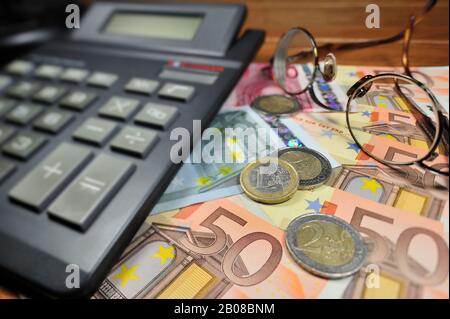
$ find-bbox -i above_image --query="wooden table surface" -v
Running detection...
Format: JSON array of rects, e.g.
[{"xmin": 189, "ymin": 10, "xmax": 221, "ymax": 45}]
[{"xmin": 102, "ymin": 0, "xmax": 449, "ymax": 67}]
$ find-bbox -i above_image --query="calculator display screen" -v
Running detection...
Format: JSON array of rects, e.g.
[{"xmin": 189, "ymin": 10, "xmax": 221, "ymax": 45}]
[{"xmin": 103, "ymin": 12, "xmax": 203, "ymax": 40}]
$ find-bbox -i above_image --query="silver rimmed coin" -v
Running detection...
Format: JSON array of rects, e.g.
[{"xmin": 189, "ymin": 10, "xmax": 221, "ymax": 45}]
[
  {"xmin": 251, "ymin": 95, "xmax": 300, "ymax": 116},
  {"xmin": 277, "ymin": 147, "xmax": 332, "ymax": 189},
  {"xmin": 240, "ymin": 158, "xmax": 299, "ymax": 204},
  {"xmin": 286, "ymin": 213, "xmax": 367, "ymax": 279}
]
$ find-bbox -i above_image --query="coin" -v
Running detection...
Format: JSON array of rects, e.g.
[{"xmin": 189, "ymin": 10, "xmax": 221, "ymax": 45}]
[
  {"xmin": 286, "ymin": 213, "xmax": 367, "ymax": 279},
  {"xmin": 240, "ymin": 158, "xmax": 299, "ymax": 204},
  {"xmin": 251, "ymin": 95, "xmax": 300, "ymax": 115},
  {"xmin": 277, "ymin": 147, "xmax": 332, "ymax": 189}
]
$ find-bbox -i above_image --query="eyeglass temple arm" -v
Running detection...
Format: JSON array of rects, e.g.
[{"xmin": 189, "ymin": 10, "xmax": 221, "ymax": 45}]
[
  {"xmin": 272, "ymin": 0, "xmax": 437, "ymax": 64},
  {"xmin": 395, "ymin": 84, "xmax": 449, "ymax": 157}
]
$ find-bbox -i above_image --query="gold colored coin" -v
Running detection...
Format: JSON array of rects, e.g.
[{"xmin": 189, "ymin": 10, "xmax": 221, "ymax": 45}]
[{"xmin": 240, "ymin": 158, "xmax": 299, "ymax": 204}]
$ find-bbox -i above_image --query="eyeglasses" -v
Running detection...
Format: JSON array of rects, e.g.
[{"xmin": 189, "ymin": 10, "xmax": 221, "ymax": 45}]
[
  {"xmin": 270, "ymin": 0, "xmax": 448, "ymax": 175},
  {"xmin": 270, "ymin": 0, "xmax": 438, "ymax": 111}
]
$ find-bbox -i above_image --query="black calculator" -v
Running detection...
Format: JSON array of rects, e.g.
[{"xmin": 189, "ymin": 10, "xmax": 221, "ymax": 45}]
[{"xmin": 0, "ymin": 2, "xmax": 264, "ymax": 298}]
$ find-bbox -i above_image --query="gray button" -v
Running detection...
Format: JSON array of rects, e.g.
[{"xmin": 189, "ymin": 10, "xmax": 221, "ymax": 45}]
[
  {"xmin": 6, "ymin": 103, "xmax": 43, "ymax": 125},
  {"xmin": 125, "ymin": 78, "xmax": 159, "ymax": 95},
  {"xmin": 158, "ymin": 83, "xmax": 195, "ymax": 101},
  {"xmin": 48, "ymin": 154, "xmax": 135, "ymax": 230},
  {"xmin": 60, "ymin": 68, "xmax": 89, "ymax": 83},
  {"xmin": 134, "ymin": 102, "xmax": 178, "ymax": 129},
  {"xmin": 110, "ymin": 125, "xmax": 158, "ymax": 158},
  {"xmin": 34, "ymin": 64, "xmax": 63, "ymax": 79},
  {"xmin": 33, "ymin": 110, "xmax": 74, "ymax": 134},
  {"xmin": 5, "ymin": 60, "xmax": 34, "ymax": 75},
  {"xmin": 0, "ymin": 75, "xmax": 12, "ymax": 91},
  {"xmin": 159, "ymin": 69, "xmax": 218, "ymax": 85},
  {"xmin": 0, "ymin": 97, "xmax": 16, "ymax": 116},
  {"xmin": 6, "ymin": 81, "xmax": 40, "ymax": 99},
  {"xmin": 0, "ymin": 124, "xmax": 16, "ymax": 145},
  {"xmin": 98, "ymin": 96, "xmax": 140, "ymax": 121},
  {"xmin": 9, "ymin": 143, "xmax": 92, "ymax": 211},
  {"xmin": 73, "ymin": 118, "xmax": 118, "ymax": 146},
  {"xmin": 60, "ymin": 90, "xmax": 97, "ymax": 111},
  {"xmin": 87, "ymin": 72, "xmax": 118, "ymax": 88},
  {"xmin": 2, "ymin": 132, "xmax": 47, "ymax": 160},
  {"xmin": 33, "ymin": 85, "xmax": 67, "ymax": 104},
  {"xmin": 0, "ymin": 159, "xmax": 15, "ymax": 183}
]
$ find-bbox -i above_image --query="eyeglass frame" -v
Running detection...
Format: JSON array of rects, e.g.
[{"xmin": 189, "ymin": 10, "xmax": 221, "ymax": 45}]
[{"xmin": 345, "ymin": 72, "xmax": 449, "ymax": 176}]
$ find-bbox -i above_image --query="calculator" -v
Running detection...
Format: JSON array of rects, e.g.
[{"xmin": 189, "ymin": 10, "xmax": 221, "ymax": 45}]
[{"xmin": 0, "ymin": 2, "xmax": 264, "ymax": 298}]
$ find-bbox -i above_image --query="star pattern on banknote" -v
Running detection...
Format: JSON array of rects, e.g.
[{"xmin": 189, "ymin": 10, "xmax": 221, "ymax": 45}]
[
  {"xmin": 114, "ymin": 264, "xmax": 141, "ymax": 288},
  {"xmin": 361, "ymin": 111, "xmax": 371, "ymax": 117},
  {"xmin": 195, "ymin": 175, "xmax": 212, "ymax": 186},
  {"xmin": 306, "ymin": 198, "xmax": 323, "ymax": 213},
  {"xmin": 226, "ymin": 137, "xmax": 238, "ymax": 146},
  {"xmin": 321, "ymin": 130, "xmax": 336, "ymax": 139},
  {"xmin": 231, "ymin": 150, "xmax": 243, "ymax": 161},
  {"xmin": 153, "ymin": 245, "xmax": 175, "ymax": 266},
  {"xmin": 346, "ymin": 142, "xmax": 360, "ymax": 153},
  {"xmin": 361, "ymin": 178, "xmax": 382, "ymax": 194},
  {"xmin": 219, "ymin": 166, "xmax": 233, "ymax": 175}
]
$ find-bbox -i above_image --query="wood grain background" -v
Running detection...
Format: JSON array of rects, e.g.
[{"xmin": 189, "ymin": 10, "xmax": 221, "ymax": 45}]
[{"xmin": 93, "ymin": 0, "xmax": 449, "ymax": 66}]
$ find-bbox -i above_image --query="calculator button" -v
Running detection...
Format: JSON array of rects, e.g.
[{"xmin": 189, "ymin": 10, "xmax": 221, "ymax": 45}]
[
  {"xmin": 0, "ymin": 159, "xmax": 15, "ymax": 183},
  {"xmin": 60, "ymin": 68, "xmax": 89, "ymax": 83},
  {"xmin": 2, "ymin": 132, "xmax": 47, "ymax": 160},
  {"xmin": 0, "ymin": 75, "xmax": 12, "ymax": 91},
  {"xmin": 158, "ymin": 83, "xmax": 195, "ymax": 102},
  {"xmin": 110, "ymin": 125, "xmax": 158, "ymax": 158},
  {"xmin": 9, "ymin": 143, "xmax": 92, "ymax": 211},
  {"xmin": 87, "ymin": 72, "xmax": 118, "ymax": 88},
  {"xmin": 98, "ymin": 96, "xmax": 140, "ymax": 121},
  {"xmin": 0, "ymin": 97, "xmax": 16, "ymax": 117},
  {"xmin": 48, "ymin": 154, "xmax": 135, "ymax": 230},
  {"xmin": 125, "ymin": 78, "xmax": 159, "ymax": 95},
  {"xmin": 33, "ymin": 85, "xmax": 67, "ymax": 104},
  {"xmin": 5, "ymin": 60, "xmax": 34, "ymax": 75},
  {"xmin": 0, "ymin": 124, "xmax": 16, "ymax": 145},
  {"xmin": 33, "ymin": 110, "xmax": 74, "ymax": 134},
  {"xmin": 73, "ymin": 118, "xmax": 118, "ymax": 146},
  {"xmin": 6, "ymin": 81, "xmax": 40, "ymax": 99},
  {"xmin": 6, "ymin": 103, "xmax": 43, "ymax": 125},
  {"xmin": 34, "ymin": 65, "xmax": 63, "ymax": 80},
  {"xmin": 60, "ymin": 90, "xmax": 97, "ymax": 111},
  {"xmin": 134, "ymin": 102, "xmax": 178, "ymax": 129}
]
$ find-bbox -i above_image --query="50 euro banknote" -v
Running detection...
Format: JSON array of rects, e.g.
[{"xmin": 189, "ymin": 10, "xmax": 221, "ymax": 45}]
[{"xmin": 94, "ymin": 192, "xmax": 448, "ymax": 299}]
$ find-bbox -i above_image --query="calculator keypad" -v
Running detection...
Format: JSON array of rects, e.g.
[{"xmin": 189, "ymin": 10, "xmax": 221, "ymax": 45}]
[{"xmin": 0, "ymin": 59, "xmax": 196, "ymax": 231}]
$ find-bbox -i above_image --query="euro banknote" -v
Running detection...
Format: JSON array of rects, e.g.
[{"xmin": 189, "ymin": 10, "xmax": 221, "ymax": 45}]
[{"xmin": 94, "ymin": 193, "xmax": 448, "ymax": 299}]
